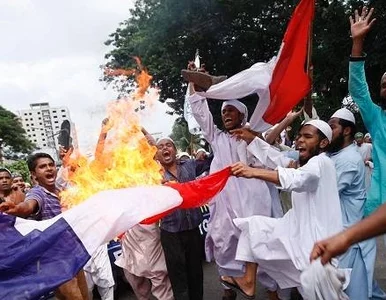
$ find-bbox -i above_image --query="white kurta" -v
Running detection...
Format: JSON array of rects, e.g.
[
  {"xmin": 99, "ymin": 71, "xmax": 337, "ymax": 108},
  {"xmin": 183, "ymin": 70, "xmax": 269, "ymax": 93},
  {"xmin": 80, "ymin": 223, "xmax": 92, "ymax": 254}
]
[
  {"xmin": 189, "ymin": 94, "xmax": 279, "ymax": 276},
  {"xmin": 235, "ymin": 138, "xmax": 343, "ymax": 288}
]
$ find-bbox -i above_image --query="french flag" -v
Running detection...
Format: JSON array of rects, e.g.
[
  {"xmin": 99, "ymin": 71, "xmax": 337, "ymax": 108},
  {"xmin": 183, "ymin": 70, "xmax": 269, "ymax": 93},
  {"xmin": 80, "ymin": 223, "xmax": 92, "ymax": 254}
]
[
  {"xmin": 198, "ymin": 0, "xmax": 314, "ymax": 131},
  {"xmin": 0, "ymin": 168, "xmax": 230, "ymax": 300}
]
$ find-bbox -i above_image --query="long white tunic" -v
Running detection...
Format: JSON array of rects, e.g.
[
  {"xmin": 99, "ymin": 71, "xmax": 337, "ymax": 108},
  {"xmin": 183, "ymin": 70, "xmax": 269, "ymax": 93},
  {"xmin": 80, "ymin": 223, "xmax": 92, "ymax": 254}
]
[
  {"xmin": 189, "ymin": 94, "xmax": 278, "ymax": 276},
  {"xmin": 235, "ymin": 138, "xmax": 343, "ymax": 288}
]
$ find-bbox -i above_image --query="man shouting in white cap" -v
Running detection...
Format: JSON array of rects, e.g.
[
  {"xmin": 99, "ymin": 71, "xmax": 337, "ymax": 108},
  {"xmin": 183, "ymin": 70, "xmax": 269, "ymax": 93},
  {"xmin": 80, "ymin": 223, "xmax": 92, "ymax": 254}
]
[{"xmin": 220, "ymin": 120, "xmax": 343, "ymax": 298}]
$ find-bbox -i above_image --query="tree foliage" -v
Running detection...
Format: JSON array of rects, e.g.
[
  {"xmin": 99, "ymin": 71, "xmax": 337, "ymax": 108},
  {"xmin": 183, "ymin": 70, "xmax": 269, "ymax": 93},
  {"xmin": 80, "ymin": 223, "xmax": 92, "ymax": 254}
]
[
  {"xmin": 169, "ymin": 117, "xmax": 206, "ymax": 154},
  {"xmin": 0, "ymin": 106, "xmax": 35, "ymax": 156},
  {"xmin": 4, "ymin": 160, "xmax": 30, "ymax": 183},
  {"xmin": 104, "ymin": 0, "xmax": 386, "ymax": 127}
]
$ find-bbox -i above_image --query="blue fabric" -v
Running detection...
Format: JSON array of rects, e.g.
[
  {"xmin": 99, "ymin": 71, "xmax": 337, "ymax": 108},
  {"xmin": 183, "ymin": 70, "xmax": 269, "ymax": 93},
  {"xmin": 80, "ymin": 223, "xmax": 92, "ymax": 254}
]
[
  {"xmin": 160, "ymin": 157, "xmax": 212, "ymax": 233},
  {"xmin": 329, "ymin": 144, "xmax": 384, "ymax": 298},
  {"xmin": 349, "ymin": 61, "xmax": 386, "ymax": 215},
  {"xmin": 0, "ymin": 214, "xmax": 90, "ymax": 300},
  {"xmin": 329, "ymin": 144, "xmax": 366, "ymax": 228}
]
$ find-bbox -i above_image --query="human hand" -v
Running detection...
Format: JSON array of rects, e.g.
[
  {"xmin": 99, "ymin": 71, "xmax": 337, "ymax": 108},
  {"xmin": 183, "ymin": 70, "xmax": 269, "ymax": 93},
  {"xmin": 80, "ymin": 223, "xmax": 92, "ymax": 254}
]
[
  {"xmin": 286, "ymin": 108, "xmax": 303, "ymax": 122},
  {"xmin": 231, "ymin": 162, "xmax": 257, "ymax": 178},
  {"xmin": 310, "ymin": 232, "xmax": 350, "ymax": 265},
  {"xmin": 230, "ymin": 128, "xmax": 256, "ymax": 144},
  {"xmin": 287, "ymin": 160, "xmax": 298, "ymax": 169},
  {"xmin": 350, "ymin": 7, "xmax": 376, "ymax": 41},
  {"xmin": 0, "ymin": 200, "xmax": 17, "ymax": 214},
  {"xmin": 59, "ymin": 145, "xmax": 73, "ymax": 166},
  {"xmin": 101, "ymin": 118, "xmax": 114, "ymax": 133},
  {"xmin": 187, "ymin": 61, "xmax": 197, "ymax": 71}
]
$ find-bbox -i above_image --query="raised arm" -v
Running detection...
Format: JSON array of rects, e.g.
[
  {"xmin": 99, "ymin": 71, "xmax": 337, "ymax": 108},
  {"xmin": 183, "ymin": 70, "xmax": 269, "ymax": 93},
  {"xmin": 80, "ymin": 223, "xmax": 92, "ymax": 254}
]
[
  {"xmin": 265, "ymin": 109, "xmax": 303, "ymax": 145},
  {"xmin": 95, "ymin": 118, "xmax": 113, "ymax": 160},
  {"xmin": 230, "ymin": 128, "xmax": 292, "ymax": 169},
  {"xmin": 188, "ymin": 84, "xmax": 216, "ymax": 143},
  {"xmin": 349, "ymin": 7, "xmax": 379, "ymax": 129}
]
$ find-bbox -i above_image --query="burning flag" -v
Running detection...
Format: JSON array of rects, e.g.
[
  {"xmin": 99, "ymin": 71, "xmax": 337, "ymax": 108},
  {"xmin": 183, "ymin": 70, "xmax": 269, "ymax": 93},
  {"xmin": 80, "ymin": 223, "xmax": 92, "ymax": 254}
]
[
  {"xmin": 0, "ymin": 58, "xmax": 231, "ymax": 299},
  {"xmin": 0, "ymin": 170, "xmax": 230, "ymax": 299},
  {"xmin": 196, "ymin": 0, "xmax": 314, "ymax": 131}
]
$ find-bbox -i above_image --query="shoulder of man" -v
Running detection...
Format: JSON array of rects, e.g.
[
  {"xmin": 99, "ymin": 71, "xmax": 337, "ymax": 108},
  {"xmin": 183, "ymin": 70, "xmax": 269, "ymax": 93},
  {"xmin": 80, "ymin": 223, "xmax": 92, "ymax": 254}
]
[{"xmin": 25, "ymin": 186, "xmax": 45, "ymax": 202}]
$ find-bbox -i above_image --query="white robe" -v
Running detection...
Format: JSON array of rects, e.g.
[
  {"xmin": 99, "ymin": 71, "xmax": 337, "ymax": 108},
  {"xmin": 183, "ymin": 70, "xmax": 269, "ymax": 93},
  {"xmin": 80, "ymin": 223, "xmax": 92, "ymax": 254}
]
[
  {"xmin": 235, "ymin": 138, "xmax": 343, "ymax": 288},
  {"xmin": 189, "ymin": 94, "xmax": 280, "ymax": 276}
]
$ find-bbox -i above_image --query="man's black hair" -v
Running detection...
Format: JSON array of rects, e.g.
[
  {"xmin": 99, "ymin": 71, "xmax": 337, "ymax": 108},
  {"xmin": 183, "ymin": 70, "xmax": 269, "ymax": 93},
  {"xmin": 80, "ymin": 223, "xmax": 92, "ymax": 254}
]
[
  {"xmin": 338, "ymin": 119, "xmax": 356, "ymax": 140},
  {"xmin": 27, "ymin": 153, "xmax": 55, "ymax": 172},
  {"xmin": 0, "ymin": 168, "xmax": 12, "ymax": 177}
]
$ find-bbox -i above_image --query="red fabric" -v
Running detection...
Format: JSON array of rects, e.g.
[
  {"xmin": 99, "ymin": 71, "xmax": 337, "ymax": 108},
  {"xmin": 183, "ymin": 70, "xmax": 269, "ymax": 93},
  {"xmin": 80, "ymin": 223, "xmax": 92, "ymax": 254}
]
[
  {"xmin": 263, "ymin": 0, "xmax": 314, "ymax": 124},
  {"xmin": 140, "ymin": 167, "xmax": 231, "ymax": 224}
]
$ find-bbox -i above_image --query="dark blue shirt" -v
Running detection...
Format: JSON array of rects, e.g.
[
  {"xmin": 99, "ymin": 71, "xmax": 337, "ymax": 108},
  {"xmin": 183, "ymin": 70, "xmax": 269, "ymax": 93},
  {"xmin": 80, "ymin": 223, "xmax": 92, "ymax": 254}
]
[{"xmin": 160, "ymin": 157, "xmax": 212, "ymax": 232}]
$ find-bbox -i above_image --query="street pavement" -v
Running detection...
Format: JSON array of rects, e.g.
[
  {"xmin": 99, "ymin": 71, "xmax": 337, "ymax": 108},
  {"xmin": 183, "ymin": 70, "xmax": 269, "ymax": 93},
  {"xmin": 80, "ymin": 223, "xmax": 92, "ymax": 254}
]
[{"xmin": 111, "ymin": 238, "xmax": 386, "ymax": 299}]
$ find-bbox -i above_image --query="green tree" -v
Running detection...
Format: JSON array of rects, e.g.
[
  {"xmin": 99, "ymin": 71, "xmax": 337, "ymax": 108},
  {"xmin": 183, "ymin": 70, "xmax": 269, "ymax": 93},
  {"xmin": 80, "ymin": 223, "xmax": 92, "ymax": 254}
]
[
  {"xmin": 104, "ymin": 0, "xmax": 386, "ymax": 126},
  {"xmin": 0, "ymin": 106, "xmax": 34, "ymax": 159},
  {"xmin": 169, "ymin": 118, "xmax": 206, "ymax": 154},
  {"xmin": 4, "ymin": 160, "xmax": 30, "ymax": 183}
]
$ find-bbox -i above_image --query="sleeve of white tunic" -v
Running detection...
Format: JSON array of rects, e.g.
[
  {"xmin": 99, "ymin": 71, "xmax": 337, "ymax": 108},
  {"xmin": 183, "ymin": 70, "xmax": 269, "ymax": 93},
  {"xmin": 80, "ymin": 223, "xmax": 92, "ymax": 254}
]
[
  {"xmin": 188, "ymin": 93, "xmax": 216, "ymax": 143},
  {"xmin": 247, "ymin": 137, "xmax": 292, "ymax": 169},
  {"xmin": 277, "ymin": 156, "xmax": 321, "ymax": 193}
]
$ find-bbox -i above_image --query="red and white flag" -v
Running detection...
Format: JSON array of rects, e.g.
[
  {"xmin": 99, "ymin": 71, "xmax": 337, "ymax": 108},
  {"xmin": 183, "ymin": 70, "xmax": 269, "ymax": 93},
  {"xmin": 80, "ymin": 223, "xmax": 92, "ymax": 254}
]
[{"xmin": 198, "ymin": 0, "xmax": 314, "ymax": 131}]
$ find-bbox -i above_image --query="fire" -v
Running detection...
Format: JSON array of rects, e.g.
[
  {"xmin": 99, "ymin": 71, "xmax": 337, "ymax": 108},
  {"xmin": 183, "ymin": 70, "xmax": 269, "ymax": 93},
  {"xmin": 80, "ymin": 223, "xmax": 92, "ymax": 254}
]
[{"xmin": 60, "ymin": 59, "xmax": 163, "ymax": 208}]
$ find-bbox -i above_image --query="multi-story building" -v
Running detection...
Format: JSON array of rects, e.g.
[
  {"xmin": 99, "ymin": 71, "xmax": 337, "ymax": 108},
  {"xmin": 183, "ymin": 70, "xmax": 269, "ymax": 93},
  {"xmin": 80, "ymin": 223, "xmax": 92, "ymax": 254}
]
[{"xmin": 18, "ymin": 103, "xmax": 76, "ymax": 159}]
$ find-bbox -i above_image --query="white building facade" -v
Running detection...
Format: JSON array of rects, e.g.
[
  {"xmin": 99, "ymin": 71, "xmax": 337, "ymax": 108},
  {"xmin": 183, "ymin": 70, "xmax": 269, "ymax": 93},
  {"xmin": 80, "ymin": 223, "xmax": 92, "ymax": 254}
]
[{"xmin": 18, "ymin": 102, "xmax": 76, "ymax": 159}]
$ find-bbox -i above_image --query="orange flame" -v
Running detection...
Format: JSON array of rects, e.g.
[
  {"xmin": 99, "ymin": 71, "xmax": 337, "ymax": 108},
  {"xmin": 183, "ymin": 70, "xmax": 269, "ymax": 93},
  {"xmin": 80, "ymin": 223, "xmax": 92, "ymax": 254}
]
[{"xmin": 61, "ymin": 60, "xmax": 162, "ymax": 208}]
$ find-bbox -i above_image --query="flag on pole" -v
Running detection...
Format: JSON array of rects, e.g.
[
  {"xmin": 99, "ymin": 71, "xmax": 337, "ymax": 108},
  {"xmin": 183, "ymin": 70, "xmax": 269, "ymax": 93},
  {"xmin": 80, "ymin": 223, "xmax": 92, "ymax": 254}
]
[
  {"xmin": 197, "ymin": 0, "xmax": 314, "ymax": 132},
  {"xmin": 0, "ymin": 168, "xmax": 230, "ymax": 299}
]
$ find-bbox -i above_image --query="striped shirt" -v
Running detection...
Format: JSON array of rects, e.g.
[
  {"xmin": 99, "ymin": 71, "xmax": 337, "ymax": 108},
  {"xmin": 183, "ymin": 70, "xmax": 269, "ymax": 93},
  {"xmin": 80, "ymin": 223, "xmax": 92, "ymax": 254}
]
[{"xmin": 25, "ymin": 185, "xmax": 62, "ymax": 220}]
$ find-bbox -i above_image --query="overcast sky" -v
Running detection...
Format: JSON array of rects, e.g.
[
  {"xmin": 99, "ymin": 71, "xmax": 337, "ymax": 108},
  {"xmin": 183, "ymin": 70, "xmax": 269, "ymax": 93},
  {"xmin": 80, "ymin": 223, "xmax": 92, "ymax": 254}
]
[{"xmin": 0, "ymin": 0, "xmax": 176, "ymax": 152}]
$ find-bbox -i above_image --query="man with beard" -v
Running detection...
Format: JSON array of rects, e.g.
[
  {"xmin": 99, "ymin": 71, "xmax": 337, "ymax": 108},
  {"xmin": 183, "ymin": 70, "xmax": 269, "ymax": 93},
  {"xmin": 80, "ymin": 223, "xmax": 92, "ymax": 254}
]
[
  {"xmin": 219, "ymin": 120, "xmax": 342, "ymax": 299},
  {"xmin": 349, "ymin": 7, "xmax": 386, "ymax": 215},
  {"xmin": 157, "ymin": 137, "xmax": 212, "ymax": 300},
  {"xmin": 328, "ymin": 108, "xmax": 386, "ymax": 299},
  {"xmin": 0, "ymin": 168, "xmax": 24, "ymax": 205},
  {"xmin": 186, "ymin": 82, "xmax": 281, "ymax": 300},
  {"xmin": 0, "ymin": 153, "xmax": 88, "ymax": 300}
]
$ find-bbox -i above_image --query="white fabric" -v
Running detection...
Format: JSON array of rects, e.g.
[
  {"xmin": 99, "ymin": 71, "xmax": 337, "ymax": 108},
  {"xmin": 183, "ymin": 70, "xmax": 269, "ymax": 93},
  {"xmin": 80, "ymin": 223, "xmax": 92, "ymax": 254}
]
[
  {"xmin": 305, "ymin": 120, "xmax": 333, "ymax": 142},
  {"xmin": 156, "ymin": 137, "xmax": 175, "ymax": 146},
  {"xmin": 184, "ymin": 83, "xmax": 201, "ymax": 134},
  {"xmin": 300, "ymin": 259, "xmax": 349, "ymax": 300},
  {"xmin": 196, "ymin": 57, "xmax": 277, "ymax": 132},
  {"xmin": 234, "ymin": 152, "xmax": 343, "ymax": 289},
  {"xmin": 221, "ymin": 100, "xmax": 248, "ymax": 126},
  {"xmin": 303, "ymin": 106, "xmax": 320, "ymax": 122},
  {"xmin": 84, "ymin": 244, "xmax": 114, "ymax": 288},
  {"xmin": 331, "ymin": 108, "xmax": 355, "ymax": 124},
  {"xmin": 189, "ymin": 93, "xmax": 277, "ymax": 276},
  {"xmin": 14, "ymin": 186, "xmax": 183, "ymax": 256}
]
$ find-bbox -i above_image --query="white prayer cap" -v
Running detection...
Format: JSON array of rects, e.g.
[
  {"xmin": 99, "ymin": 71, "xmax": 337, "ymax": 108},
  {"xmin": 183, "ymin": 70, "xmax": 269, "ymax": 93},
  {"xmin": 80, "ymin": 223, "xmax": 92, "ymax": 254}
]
[
  {"xmin": 364, "ymin": 133, "xmax": 371, "ymax": 139},
  {"xmin": 304, "ymin": 120, "xmax": 332, "ymax": 142},
  {"xmin": 330, "ymin": 108, "xmax": 355, "ymax": 124},
  {"xmin": 156, "ymin": 137, "xmax": 175, "ymax": 146},
  {"xmin": 196, "ymin": 148, "xmax": 208, "ymax": 155},
  {"xmin": 221, "ymin": 100, "xmax": 248, "ymax": 126},
  {"xmin": 177, "ymin": 152, "xmax": 190, "ymax": 159}
]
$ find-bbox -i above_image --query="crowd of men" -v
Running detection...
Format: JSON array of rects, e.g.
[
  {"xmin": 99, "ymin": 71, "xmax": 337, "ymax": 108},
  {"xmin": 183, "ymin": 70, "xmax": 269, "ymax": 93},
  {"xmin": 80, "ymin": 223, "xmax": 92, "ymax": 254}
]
[{"xmin": 1, "ymin": 6, "xmax": 386, "ymax": 300}]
